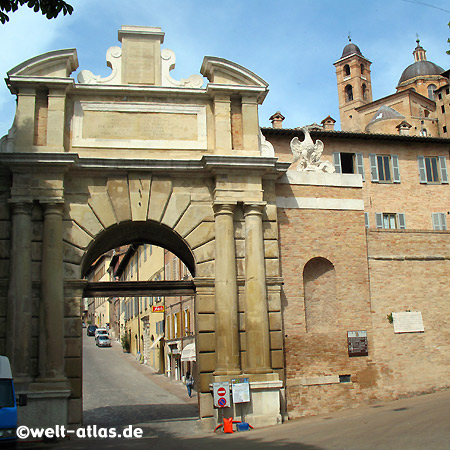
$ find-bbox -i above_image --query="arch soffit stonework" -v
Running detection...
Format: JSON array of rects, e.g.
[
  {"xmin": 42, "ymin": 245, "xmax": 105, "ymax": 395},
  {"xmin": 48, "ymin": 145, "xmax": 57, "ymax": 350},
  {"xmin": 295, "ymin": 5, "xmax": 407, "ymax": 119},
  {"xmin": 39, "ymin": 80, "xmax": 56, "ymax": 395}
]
[{"xmin": 65, "ymin": 175, "xmax": 215, "ymax": 280}]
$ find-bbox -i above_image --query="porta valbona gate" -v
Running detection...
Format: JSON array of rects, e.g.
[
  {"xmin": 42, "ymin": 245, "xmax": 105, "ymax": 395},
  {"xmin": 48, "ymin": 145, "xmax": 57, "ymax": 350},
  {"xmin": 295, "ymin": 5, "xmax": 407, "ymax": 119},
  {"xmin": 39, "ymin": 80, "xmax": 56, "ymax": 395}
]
[{"xmin": 0, "ymin": 26, "xmax": 288, "ymax": 428}]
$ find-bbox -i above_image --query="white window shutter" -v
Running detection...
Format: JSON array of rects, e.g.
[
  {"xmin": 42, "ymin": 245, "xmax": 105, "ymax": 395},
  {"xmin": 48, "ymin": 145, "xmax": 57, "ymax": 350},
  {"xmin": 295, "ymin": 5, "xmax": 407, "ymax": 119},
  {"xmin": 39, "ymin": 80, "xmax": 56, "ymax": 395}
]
[
  {"xmin": 364, "ymin": 212, "xmax": 370, "ymax": 228},
  {"xmin": 442, "ymin": 213, "xmax": 448, "ymax": 230},
  {"xmin": 392, "ymin": 155, "xmax": 401, "ymax": 183},
  {"xmin": 439, "ymin": 156, "xmax": 448, "ymax": 184},
  {"xmin": 417, "ymin": 156, "xmax": 427, "ymax": 183},
  {"xmin": 369, "ymin": 154, "xmax": 378, "ymax": 182},
  {"xmin": 398, "ymin": 213, "xmax": 406, "ymax": 229},
  {"xmin": 375, "ymin": 213, "xmax": 383, "ymax": 229},
  {"xmin": 333, "ymin": 152, "xmax": 341, "ymax": 173},
  {"xmin": 432, "ymin": 213, "xmax": 440, "ymax": 230},
  {"xmin": 356, "ymin": 153, "xmax": 365, "ymax": 181}
]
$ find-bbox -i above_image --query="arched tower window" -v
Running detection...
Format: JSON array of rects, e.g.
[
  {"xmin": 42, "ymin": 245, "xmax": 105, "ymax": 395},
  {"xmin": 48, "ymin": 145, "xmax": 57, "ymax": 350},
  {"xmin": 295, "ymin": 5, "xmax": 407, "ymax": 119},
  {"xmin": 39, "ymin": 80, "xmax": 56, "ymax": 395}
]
[
  {"xmin": 344, "ymin": 64, "xmax": 350, "ymax": 76},
  {"xmin": 303, "ymin": 257, "xmax": 337, "ymax": 332},
  {"xmin": 360, "ymin": 64, "xmax": 365, "ymax": 75},
  {"xmin": 427, "ymin": 84, "xmax": 437, "ymax": 100},
  {"xmin": 362, "ymin": 83, "xmax": 368, "ymax": 100},
  {"xmin": 345, "ymin": 84, "xmax": 353, "ymax": 102}
]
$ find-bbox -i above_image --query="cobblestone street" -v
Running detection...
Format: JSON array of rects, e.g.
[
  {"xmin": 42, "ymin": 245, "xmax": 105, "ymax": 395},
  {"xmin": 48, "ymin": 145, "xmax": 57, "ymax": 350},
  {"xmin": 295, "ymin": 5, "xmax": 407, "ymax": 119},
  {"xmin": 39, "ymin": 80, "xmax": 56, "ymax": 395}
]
[{"xmin": 82, "ymin": 333, "xmax": 201, "ymax": 439}]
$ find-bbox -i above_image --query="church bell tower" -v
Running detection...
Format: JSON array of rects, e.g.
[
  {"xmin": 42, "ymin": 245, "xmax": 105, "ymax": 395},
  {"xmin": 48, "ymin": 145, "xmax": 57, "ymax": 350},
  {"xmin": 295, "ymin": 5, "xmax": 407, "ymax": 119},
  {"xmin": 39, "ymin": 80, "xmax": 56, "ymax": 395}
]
[{"xmin": 334, "ymin": 38, "xmax": 373, "ymax": 131}]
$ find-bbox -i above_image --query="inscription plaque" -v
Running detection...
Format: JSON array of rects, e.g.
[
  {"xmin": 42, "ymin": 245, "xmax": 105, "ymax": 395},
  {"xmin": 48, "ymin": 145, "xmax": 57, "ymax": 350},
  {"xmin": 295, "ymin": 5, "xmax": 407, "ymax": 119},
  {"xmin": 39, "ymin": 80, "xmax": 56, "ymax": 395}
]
[
  {"xmin": 392, "ymin": 311, "xmax": 424, "ymax": 333},
  {"xmin": 347, "ymin": 330, "xmax": 368, "ymax": 357}
]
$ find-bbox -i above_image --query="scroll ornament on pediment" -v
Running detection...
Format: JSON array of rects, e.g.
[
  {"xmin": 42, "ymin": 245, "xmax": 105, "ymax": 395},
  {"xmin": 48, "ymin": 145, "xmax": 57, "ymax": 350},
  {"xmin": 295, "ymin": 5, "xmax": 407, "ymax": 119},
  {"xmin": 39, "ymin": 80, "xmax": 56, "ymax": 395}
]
[{"xmin": 290, "ymin": 126, "xmax": 334, "ymax": 172}]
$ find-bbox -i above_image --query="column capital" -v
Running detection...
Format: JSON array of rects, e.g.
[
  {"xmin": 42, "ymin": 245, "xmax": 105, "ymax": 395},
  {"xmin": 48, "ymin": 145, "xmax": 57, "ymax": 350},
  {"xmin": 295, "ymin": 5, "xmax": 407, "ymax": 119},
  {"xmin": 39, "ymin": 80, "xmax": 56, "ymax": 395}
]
[
  {"xmin": 243, "ymin": 201, "xmax": 266, "ymax": 216},
  {"xmin": 40, "ymin": 200, "xmax": 64, "ymax": 215},
  {"xmin": 8, "ymin": 200, "xmax": 33, "ymax": 215},
  {"xmin": 213, "ymin": 201, "xmax": 237, "ymax": 216}
]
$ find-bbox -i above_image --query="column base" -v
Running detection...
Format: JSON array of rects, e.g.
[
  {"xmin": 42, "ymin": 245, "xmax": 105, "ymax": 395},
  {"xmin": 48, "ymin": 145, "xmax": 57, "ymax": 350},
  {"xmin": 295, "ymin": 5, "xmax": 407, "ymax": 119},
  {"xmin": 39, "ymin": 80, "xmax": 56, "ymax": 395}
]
[
  {"xmin": 213, "ymin": 369, "xmax": 242, "ymax": 376},
  {"xmin": 18, "ymin": 381, "xmax": 71, "ymax": 429},
  {"xmin": 245, "ymin": 367, "xmax": 273, "ymax": 374}
]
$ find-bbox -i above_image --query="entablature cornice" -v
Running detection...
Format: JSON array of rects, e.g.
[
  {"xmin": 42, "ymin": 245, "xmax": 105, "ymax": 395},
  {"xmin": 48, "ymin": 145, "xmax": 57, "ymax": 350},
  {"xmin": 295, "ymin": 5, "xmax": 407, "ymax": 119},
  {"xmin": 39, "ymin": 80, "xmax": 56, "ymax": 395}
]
[{"xmin": 7, "ymin": 76, "xmax": 75, "ymax": 95}]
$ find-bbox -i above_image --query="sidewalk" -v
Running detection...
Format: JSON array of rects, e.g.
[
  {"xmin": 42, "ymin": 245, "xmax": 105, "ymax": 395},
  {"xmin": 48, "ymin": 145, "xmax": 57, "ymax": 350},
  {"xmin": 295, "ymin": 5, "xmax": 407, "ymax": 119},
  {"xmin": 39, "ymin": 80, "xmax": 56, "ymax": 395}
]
[{"xmin": 110, "ymin": 339, "xmax": 198, "ymax": 408}]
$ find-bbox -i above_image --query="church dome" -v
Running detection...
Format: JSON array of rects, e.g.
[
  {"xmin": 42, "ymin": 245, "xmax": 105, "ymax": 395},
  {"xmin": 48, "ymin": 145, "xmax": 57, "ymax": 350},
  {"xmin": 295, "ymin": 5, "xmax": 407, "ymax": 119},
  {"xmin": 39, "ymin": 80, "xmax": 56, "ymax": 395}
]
[
  {"xmin": 398, "ymin": 60, "xmax": 444, "ymax": 84},
  {"xmin": 341, "ymin": 41, "xmax": 362, "ymax": 58}
]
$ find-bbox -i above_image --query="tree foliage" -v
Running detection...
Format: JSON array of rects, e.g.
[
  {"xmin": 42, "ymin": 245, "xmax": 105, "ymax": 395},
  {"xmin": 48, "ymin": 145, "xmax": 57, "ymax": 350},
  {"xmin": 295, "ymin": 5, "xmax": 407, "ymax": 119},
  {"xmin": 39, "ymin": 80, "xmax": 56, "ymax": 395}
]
[
  {"xmin": 447, "ymin": 22, "xmax": 450, "ymax": 55},
  {"xmin": 0, "ymin": 0, "xmax": 73, "ymax": 24}
]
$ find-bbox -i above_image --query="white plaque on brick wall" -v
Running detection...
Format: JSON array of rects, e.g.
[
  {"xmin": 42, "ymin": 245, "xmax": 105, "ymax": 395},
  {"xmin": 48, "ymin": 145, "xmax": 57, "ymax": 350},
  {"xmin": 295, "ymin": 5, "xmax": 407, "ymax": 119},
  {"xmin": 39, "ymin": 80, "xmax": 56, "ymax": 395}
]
[{"xmin": 392, "ymin": 311, "xmax": 424, "ymax": 333}]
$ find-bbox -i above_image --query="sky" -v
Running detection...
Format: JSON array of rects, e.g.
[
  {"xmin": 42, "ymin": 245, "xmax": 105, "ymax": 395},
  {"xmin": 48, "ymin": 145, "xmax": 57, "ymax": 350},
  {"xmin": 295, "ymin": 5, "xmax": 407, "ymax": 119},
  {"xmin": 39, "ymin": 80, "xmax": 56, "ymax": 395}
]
[{"xmin": 0, "ymin": 0, "xmax": 449, "ymax": 136}]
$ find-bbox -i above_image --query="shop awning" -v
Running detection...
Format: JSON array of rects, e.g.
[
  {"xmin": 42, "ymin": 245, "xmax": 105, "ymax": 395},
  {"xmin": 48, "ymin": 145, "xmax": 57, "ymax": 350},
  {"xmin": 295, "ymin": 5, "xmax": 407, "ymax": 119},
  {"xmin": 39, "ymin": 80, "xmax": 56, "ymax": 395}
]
[{"xmin": 181, "ymin": 343, "xmax": 196, "ymax": 362}]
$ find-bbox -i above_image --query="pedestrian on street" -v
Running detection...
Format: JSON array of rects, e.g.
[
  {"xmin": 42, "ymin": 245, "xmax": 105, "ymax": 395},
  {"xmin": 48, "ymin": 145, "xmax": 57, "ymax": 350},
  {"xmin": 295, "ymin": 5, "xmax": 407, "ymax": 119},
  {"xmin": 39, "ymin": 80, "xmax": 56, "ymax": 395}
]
[{"xmin": 186, "ymin": 371, "xmax": 194, "ymax": 398}]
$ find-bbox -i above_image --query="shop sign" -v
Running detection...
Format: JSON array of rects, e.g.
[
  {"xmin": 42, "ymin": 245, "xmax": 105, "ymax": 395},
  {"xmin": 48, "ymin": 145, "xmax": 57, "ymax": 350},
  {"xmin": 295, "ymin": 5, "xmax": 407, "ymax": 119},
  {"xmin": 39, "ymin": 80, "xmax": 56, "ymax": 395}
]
[{"xmin": 152, "ymin": 305, "xmax": 164, "ymax": 312}]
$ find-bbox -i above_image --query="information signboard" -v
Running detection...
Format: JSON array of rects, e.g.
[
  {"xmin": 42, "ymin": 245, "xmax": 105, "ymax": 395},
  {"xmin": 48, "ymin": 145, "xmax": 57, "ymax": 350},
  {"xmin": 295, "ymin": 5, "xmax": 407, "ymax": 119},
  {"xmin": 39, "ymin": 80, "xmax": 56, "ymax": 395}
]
[
  {"xmin": 213, "ymin": 382, "xmax": 230, "ymax": 408},
  {"xmin": 347, "ymin": 330, "xmax": 368, "ymax": 357},
  {"xmin": 231, "ymin": 378, "xmax": 250, "ymax": 404}
]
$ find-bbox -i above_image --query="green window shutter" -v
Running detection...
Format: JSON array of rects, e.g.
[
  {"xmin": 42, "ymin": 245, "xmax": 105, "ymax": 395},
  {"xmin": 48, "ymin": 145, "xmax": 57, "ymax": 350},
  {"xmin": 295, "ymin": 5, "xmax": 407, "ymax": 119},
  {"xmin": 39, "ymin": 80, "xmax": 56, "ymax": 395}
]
[
  {"xmin": 369, "ymin": 154, "xmax": 378, "ymax": 182},
  {"xmin": 375, "ymin": 213, "xmax": 383, "ymax": 229},
  {"xmin": 439, "ymin": 156, "xmax": 448, "ymax": 184},
  {"xmin": 392, "ymin": 155, "xmax": 401, "ymax": 183},
  {"xmin": 333, "ymin": 152, "xmax": 341, "ymax": 173},
  {"xmin": 417, "ymin": 156, "xmax": 427, "ymax": 183},
  {"xmin": 356, "ymin": 153, "xmax": 365, "ymax": 180},
  {"xmin": 398, "ymin": 213, "xmax": 406, "ymax": 229}
]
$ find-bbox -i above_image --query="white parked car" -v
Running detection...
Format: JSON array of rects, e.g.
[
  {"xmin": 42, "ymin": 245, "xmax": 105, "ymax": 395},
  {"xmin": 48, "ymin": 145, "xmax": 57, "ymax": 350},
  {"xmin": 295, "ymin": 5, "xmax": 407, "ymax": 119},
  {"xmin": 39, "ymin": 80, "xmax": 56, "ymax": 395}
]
[
  {"xmin": 96, "ymin": 335, "xmax": 112, "ymax": 347},
  {"xmin": 94, "ymin": 328, "xmax": 108, "ymax": 343}
]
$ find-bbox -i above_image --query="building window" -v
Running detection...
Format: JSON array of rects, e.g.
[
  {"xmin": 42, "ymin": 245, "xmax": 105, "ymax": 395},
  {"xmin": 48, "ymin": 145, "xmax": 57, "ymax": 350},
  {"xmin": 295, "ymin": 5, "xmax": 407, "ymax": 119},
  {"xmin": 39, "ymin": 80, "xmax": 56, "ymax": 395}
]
[
  {"xmin": 144, "ymin": 244, "xmax": 147, "ymax": 262},
  {"xmin": 369, "ymin": 154, "xmax": 400, "ymax": 183},
  {"xmin": 446, "ymin": 88, "xmax": 449, "ymax": 95},
  {"xmin": 444, "ymin": 126, "xmax": 447, "ymax": 133},
  {"xmin": 427, "ymin": 84, "xmax": 437, "ymax": 100},
  {"xmin": 360, "ymin": 64, "xmax": 364, "ymax": 75},
  {"xmin": 438, "ymin": 93, "xmax": 443, "ymax": 100},
  {"xmin": 418, "ymin": 156, "xmax": 449, "ymax": 184},
  {"xmin": 345, "ymin": 84, "xmax": 353, "ymax": 102},
  {"xmin": 432, "ymin": 213, "xmax": 447, "ymax": 230},
  {"xmin": 375, "ymin": 213, "xmax": 406, "ymax": 229},
  {"xmin": 362, "ymin": 83, "xmax": 368, "ymax": 100},
  {"xmin": 344, "ymin": 64, "xmax": 350, "ymax": 76},
  {"xmin": 442, "ymin": 105, "xmax": 446, "ymax": 114},
  {"xmin": 333, "ymin": 152, "xmax": 365, "ymax": 179}
]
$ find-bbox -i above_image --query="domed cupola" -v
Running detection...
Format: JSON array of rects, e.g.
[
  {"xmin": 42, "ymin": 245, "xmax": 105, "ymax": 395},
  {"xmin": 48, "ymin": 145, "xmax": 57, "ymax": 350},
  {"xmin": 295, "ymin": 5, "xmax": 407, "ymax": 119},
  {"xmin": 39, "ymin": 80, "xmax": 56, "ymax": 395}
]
[
  {"xmin": 341, "ymin": 39, "xmax": 363, "ymax": 59},
  {"xmin": 397, "ymin": 39, "xmax": 445, "ymax": 97}
]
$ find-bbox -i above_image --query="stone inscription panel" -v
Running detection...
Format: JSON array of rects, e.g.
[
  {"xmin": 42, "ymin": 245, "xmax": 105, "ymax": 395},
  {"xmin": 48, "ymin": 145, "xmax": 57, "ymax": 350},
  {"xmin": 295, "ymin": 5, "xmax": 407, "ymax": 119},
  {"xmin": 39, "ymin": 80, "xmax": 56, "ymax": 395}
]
[
  {"xmin": 72, "ymin": 101, "xmax": 207, "ymax": 150},
  {"xmin": 82, "ymin": 111, "xmax": 198, "ymax": 141},
  {"xmin": 393, "ymin": 311, "xmax": 424, "ymax": 333}
]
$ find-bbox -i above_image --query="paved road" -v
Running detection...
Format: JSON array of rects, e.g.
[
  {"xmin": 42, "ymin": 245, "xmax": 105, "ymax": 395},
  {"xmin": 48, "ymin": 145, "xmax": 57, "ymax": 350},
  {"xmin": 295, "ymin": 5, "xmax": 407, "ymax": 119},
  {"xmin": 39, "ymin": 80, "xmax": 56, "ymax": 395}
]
[
  {"xmin": 13, "ymin": 336, "xmax": 450, "ymax": 449},
  {"xmin": 82, "ymin": 333, "xmax": 199, "ymax": 439}
]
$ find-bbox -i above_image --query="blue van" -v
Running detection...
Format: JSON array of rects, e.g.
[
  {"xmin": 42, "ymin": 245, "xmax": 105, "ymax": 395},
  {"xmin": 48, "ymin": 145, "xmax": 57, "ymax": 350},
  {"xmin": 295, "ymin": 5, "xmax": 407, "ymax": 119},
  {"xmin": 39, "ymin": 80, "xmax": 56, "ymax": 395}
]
[{"xmin": 0, "ymin": 356, "xmax": 26, "ymax": 443}]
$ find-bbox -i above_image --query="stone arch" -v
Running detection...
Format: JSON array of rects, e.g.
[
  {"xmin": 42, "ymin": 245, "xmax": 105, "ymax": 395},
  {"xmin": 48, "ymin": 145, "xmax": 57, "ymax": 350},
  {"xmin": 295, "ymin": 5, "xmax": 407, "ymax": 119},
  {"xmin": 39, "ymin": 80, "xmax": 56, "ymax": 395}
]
[
  {"xmin": 63, "ymin": 174, "xmax": 216, "ymax": 282},
  {"xmin": 303, "ymin": 257, "xmax": 337, "ymax": 332}
]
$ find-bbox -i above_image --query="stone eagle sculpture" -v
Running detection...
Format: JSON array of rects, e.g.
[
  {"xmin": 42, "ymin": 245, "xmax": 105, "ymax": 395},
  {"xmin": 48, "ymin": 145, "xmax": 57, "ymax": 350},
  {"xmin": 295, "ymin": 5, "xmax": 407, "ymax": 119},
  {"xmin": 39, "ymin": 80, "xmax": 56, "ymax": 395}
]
[{"xmin": 290, "ymin": 126, "xmax": 334, "ymax": 173}]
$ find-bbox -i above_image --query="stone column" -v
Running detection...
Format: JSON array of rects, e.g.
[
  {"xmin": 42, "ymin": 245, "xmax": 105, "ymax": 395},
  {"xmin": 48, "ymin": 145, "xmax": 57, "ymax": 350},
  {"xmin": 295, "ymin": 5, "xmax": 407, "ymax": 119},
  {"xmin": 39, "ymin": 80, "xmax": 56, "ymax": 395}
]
[
  {"xmin": 38, "ymin": 201, "xmax": 67, "ymax": 383},
  {"xmin": 213, "ymin": 202, "xmax": 240, "ymax": 375},
  {"xmin": 244, "ymin": 202, "xmax": 272, "ymax": 373},
  {"xmin": 6, "ymin": 201, "xmax": 33, "ymax": 384}
]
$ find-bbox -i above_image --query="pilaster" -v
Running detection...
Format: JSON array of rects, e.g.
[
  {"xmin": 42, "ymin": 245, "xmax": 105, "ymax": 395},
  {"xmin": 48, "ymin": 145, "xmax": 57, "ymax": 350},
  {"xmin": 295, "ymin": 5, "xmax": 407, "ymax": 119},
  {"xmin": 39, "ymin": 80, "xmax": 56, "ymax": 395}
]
[
  {"xmin": 214, "ymin": 95, "xmax": 232, "ymax": 154},
  {"xmin": 15, "ymin": 88, "xmax": 36, "ymax": 151},
  {"xmin": 46, "ymin": 88, "xmax": 66, "ymax": 149}
]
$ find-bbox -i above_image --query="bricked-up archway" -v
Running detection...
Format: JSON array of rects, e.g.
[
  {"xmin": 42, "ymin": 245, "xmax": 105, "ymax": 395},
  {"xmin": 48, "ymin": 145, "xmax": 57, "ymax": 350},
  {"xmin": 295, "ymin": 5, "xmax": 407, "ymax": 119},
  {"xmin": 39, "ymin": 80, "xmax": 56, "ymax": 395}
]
[{"xmin": 1, "ymin": 26, "xmax": 288, "ymax": 430}]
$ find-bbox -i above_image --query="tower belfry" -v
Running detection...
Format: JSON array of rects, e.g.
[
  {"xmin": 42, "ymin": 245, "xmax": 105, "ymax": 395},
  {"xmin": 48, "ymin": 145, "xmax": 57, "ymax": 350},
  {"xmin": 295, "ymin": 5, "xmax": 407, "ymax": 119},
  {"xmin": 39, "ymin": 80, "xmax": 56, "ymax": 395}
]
[{"xmin": 334, "ymin": 38, "xmax": 373, "ymax": 131}]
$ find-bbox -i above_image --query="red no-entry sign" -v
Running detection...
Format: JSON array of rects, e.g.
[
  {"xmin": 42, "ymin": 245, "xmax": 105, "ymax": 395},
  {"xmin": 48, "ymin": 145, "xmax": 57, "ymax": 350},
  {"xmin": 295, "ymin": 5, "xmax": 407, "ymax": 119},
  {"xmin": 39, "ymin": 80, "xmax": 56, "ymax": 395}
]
[{"xmin": 213, "ymin": 382, "xmax": 230, "ymax": 408}]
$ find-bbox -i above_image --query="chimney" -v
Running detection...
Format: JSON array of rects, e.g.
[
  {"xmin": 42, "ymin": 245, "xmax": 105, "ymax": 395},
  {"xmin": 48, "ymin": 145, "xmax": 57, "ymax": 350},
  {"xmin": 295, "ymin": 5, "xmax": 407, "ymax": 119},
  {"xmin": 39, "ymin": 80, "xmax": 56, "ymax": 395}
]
[
  {"xmin": 269, "ymin": 111, "xmax": 285, "ymax": 129},
  {"xmin": 321, "ymin": 115, "xmax": 336, "ymax": 131}
]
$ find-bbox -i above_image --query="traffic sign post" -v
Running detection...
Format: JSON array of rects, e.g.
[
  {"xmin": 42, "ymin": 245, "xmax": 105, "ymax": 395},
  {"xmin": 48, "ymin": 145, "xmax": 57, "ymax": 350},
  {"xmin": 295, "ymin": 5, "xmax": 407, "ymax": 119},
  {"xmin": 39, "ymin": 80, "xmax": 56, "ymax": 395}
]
[{"xmin": 213, "ymin": 381, "xmax": 230, "ymax": 408}]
